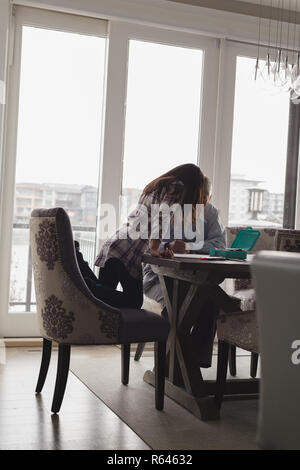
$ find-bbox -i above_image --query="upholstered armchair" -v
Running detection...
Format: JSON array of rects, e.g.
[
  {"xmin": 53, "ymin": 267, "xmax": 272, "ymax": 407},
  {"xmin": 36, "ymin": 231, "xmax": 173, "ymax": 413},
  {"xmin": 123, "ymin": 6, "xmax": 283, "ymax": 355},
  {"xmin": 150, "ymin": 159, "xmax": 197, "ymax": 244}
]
[
  {"xmin": 30, "ymin": 208, "xmax": 169, "ymax": 413},
  {"xmin": 215, "ymin": 309, "xmax": 259, "ymax": 407},
  {"xmin": 216, "ymin": 227, "xmax": 300, "ymax": 409},
  {"xmin": 224, "ymin": 226, "xmax": 277, "ymax": 378}
]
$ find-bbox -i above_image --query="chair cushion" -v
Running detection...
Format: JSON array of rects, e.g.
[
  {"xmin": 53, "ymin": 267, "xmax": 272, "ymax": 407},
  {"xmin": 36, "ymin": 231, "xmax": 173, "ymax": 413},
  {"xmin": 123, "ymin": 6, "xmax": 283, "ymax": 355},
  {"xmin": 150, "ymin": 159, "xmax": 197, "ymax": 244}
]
[
  {"xmin": 217, "ymin": 310, "xmax": 259, "ymax": 353},
  {"xmin": 118, "ymin": 308, "xmax": 170, "ymax": 344},
  {"xmin": 142, "ymin": 295, "xmax": 163, "ymax": 314},
  {"xmin": 226, "ymin": 226, "xmax": 277, "ymax": 292}
]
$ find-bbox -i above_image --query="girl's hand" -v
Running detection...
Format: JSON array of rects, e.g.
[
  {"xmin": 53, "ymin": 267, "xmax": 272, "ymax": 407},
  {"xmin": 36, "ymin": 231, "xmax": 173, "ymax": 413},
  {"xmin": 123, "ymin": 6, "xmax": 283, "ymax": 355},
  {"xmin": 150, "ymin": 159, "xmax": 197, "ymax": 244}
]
[
  {"xmin": 150, "ymin": 247, "xmax": 174, "ymax": 258},
  {"xmin": 170, "ymin": 240, "xmax": 186, "ymax": 254},
  {"xmin": 161, "ymin": 247, "xmax": 174, "ymax": 258},
  {"xmin": 149, "ymin": 239, "xmax": 173, "ymax": 258}
]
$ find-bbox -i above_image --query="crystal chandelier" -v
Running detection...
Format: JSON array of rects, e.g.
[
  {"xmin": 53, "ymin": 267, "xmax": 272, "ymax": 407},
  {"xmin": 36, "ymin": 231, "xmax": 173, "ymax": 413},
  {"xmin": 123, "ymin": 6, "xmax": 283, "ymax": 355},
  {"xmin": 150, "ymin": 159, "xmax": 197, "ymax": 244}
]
[{"xmin": 255, "ymin": 0, "xmax": 300, "ymax": 103}]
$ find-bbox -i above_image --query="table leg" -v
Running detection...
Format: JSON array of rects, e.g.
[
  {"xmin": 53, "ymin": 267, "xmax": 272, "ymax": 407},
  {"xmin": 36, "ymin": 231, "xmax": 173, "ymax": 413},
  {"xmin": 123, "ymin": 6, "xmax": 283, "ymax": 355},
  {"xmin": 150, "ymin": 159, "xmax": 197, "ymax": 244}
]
[
  {"xmin": 143, "ymin": 275, "xmax": 258, "ymax": 420},
  {"xmin": 160, "ymin": 276, "xmax": 184, "ymax": 387},
  {"xmin": 144, "ymin": 275, "xmax": 220, "ymax": 420}
]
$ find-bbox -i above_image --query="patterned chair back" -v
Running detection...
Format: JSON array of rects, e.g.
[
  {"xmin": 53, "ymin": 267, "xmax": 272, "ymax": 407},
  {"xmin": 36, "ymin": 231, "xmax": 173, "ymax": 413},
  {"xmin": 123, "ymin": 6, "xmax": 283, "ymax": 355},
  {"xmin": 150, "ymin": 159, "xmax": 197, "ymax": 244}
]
[
  {"xmin": 226, "ymin": 227, "xmax": 277, "ymax": 292},
  {"xmin": 275, "ymin": 229, "xmax": 300, "ymax": 252},
  {"xmin": 30, "ymin": 208, "xmax": 121, "ymax": 345}
]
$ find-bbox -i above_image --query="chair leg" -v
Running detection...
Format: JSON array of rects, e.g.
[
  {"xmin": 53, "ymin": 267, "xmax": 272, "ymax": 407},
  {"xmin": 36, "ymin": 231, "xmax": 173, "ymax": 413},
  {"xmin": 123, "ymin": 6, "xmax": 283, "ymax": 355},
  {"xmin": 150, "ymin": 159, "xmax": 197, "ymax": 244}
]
[
  {"xmin": 51, "ymin": 344, "xmax": 71, "ymax": 414},
  {"xmin": 134, "ymin": 342, "xmax": 146, "ymax": 361},
  {"xmin": 121, "ymin": 344, "xmax": 130, "ymax": 385},
  {"xmin": 155, "ymin": 340, "xmax": 166, "ymax": 411},
  {"xmin": 215, "ymin": 340, "xmax": 229, "ymax": 409},
  {"xmin": 35, "ymin": 338, "xmax": 52, "ymax": 393},
  {"xmin": 250, "ymin": 352, "xmax": 259, "ymax": 378},
  {"xmin": 229, "ymin": 344, "xmax": 237, "ymax": 377}
]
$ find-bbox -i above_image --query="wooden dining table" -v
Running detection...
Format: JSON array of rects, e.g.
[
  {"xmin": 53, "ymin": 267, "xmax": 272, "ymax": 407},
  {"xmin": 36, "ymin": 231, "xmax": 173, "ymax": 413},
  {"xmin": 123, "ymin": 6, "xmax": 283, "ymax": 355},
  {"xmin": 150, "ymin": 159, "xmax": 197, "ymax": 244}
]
[{"xmin": 142, "ymin": 253, "xmax": 258, "ymax": 421}]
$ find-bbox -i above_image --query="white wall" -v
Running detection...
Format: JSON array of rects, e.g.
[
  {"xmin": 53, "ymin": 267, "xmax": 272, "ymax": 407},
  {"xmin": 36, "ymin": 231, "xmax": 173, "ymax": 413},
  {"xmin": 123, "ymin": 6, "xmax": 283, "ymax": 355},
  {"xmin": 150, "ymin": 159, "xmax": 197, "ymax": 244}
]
[
  {"xmin": 9, "ymin": 0, "xmax": 269, "ymax": 42},
  {"xmin": 167, "ymin": 0, "xmax": 300, "ymax": 23}
]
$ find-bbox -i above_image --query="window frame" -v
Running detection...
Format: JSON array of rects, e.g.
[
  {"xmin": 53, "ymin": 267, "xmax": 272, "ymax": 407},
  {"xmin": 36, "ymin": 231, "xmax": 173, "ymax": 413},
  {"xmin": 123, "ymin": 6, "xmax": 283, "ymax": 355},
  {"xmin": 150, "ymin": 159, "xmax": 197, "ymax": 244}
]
[
  {"xmin": 213, "ymin": 40, "xmax": 298, "ymax": 228},
  {"xmin": 284, "ymin": 98, "xmax": 300, "ymax": 229}
]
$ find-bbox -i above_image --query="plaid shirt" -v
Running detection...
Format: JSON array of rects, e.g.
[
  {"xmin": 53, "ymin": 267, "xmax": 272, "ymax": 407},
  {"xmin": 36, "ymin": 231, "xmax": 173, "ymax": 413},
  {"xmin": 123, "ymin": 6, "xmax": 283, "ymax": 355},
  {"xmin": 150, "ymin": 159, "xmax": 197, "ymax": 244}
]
[{"xmin": 95, "ymin": 182, "xmax": 184, "ymax": 279}]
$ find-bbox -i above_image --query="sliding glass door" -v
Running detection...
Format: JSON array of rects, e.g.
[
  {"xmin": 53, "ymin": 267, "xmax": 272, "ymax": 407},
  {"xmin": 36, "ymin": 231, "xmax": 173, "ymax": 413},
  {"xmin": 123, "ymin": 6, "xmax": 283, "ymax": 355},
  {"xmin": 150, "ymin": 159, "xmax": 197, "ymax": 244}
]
[{"xmin": 0, "ymin": 7, "xmax": 107, "ymax": 335}]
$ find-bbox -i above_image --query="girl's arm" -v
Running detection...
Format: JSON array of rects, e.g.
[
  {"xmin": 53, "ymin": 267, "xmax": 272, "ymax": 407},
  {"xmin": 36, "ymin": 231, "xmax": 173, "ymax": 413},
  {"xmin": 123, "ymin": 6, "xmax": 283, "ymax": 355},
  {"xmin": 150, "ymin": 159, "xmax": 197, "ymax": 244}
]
[{"xmin": 148, "ymin": 182, "xmax": 184, "ymax": 258}]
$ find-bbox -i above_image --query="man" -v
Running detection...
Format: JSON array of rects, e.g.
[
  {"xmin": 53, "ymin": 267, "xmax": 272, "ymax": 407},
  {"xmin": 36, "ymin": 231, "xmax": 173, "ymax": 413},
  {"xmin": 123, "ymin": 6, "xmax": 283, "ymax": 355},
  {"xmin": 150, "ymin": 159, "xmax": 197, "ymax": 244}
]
[{"xmin": 142, "ymin": 177, "xmax": 226, "ymax": 368}]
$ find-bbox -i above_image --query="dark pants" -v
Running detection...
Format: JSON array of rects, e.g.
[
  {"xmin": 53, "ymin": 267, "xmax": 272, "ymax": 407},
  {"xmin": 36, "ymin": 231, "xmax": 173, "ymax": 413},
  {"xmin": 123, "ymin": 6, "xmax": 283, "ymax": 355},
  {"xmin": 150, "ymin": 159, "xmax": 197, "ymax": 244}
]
[
  {"xmin": 98, "ymin": 258, "xmax": 143, "ymax": 309},
  {"xmin": 188, "ymin": 297, "xmax": 217, "ymax": 368},
  {"xmin": 178, "ymin": 290, "xmax": 217, "ymax": 369},
  {"xmin": 75, "ymin": 247, "xmax": 143, "ymax": 309}
]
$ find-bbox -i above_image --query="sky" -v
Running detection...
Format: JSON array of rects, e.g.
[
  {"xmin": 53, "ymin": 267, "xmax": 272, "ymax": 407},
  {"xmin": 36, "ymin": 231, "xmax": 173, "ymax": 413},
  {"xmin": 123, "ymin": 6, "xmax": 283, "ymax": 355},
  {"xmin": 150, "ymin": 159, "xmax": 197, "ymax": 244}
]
[
  {"xmin": 15, "ymin": 26, "xmax": 289, "ymax": 198},
  {"xmin": 16, "ymin": 27, "xmax": 105, "ymax": 188},
  {"xmin": 231, "ymin": 56, "xmax": 289, "ymax": 193},
  {"xmin": 122, "ymin": 40, "xmax": 202, "ymax": 190}
]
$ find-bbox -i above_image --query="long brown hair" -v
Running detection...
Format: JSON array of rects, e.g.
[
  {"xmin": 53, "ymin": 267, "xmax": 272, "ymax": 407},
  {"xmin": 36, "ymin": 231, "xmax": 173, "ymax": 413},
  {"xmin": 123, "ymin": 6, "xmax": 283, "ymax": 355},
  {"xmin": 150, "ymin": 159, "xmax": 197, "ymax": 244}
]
[{"xmin": 143, "ymin": 163, "xmax": 205, "ymax": 207}]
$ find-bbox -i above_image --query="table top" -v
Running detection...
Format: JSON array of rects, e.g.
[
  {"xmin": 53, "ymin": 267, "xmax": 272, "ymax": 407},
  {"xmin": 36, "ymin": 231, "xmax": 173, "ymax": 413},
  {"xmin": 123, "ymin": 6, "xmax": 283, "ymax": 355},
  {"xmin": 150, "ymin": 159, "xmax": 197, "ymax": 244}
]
[{"xmin": 142, "ymin": 253, "xmax": 253, "ymax": 275}]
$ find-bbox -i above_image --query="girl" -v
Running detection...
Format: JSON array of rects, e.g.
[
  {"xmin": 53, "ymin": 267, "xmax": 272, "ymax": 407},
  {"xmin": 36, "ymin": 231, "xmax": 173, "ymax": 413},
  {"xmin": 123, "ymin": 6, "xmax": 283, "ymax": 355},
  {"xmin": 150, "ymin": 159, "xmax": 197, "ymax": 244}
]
[{"xmin": 83, "ymin": 164, "xmax": 204, "ymax": 309}]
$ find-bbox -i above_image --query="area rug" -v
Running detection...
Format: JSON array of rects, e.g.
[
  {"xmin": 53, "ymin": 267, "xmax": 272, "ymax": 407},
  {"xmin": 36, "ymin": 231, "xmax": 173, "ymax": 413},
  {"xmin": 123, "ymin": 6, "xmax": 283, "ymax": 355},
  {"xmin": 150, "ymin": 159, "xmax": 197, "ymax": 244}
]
[{"xmin": 70, "ymin": 345, "xmax": 259, "ymax": 450}]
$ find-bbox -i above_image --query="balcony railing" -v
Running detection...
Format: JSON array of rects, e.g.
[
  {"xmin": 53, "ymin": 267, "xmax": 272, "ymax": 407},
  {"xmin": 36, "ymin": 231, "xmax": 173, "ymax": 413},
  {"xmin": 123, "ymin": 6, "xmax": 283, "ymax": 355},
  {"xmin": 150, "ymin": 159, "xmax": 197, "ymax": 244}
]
[{"xmin": 9, "ymin": 223, "xmax": 97, "ymax": 313}]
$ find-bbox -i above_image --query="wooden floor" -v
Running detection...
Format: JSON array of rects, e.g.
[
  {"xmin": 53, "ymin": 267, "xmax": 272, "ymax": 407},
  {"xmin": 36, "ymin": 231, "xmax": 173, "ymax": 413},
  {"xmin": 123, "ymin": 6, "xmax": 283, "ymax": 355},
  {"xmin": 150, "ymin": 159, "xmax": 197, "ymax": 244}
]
[{"xmin": 0, "ymin": 347, "xmax": 150, "ymax": 450}]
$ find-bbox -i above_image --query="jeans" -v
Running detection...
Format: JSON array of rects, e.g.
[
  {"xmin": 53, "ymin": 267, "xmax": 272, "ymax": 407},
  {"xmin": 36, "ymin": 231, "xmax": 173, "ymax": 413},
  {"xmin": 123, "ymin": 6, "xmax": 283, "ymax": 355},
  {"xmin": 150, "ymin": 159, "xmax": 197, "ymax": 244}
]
[
  {"xmin": 143, "ymin": 282, "xmax": 165, "ymax": 306},
  {"xmin": 98, "ymin": 258, "xmax": 143, "ymax": 309},
  {"xmin": 75, "ymin": 246, "xmax": 143, "ymax": 309}
]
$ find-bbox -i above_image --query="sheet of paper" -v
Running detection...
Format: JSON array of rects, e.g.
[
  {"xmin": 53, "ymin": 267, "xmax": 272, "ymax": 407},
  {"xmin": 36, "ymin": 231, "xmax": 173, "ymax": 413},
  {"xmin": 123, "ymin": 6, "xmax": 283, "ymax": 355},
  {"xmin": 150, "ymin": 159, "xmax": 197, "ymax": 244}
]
[{"xmin": 173, "ymin": 254, "xmax": 225, "ymax": 260}]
